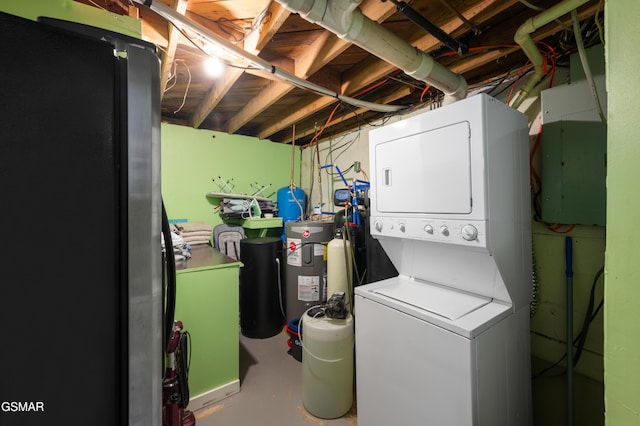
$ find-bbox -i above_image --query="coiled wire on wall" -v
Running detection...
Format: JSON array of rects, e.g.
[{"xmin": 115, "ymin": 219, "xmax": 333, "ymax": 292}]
[{"xmin": 531, "ymin": 246, "xmax": 539, "ymax": 317}]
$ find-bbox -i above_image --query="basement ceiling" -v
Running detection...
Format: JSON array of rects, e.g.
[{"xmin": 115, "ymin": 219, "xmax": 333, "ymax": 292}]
[{"xmin": 79, "ymin": 0, "xmax": 603, "ymax": 145}]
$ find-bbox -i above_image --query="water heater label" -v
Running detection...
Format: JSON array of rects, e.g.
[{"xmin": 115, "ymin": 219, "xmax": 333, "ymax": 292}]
[
  {"xmin": 298, "ymin": 275, "xmax": 320, "ymax": 301},
  {"xmin": 287, "ymin": 238, "xmax": 302, "ymax": 266}
]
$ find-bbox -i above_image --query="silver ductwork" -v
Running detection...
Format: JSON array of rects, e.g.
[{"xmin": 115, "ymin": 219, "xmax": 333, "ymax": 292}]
[{"xmin": 276, "ymin": 0, "xmax": 468, "ymax": 103}]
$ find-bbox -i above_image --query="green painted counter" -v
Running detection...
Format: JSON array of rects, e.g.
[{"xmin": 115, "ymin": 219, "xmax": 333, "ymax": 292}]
[{"xmin": 174, "ymin": 245, "xmax": 242, "ymax": 411}]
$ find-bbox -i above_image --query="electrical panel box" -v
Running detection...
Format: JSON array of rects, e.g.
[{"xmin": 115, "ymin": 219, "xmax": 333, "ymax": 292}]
[
  {"xmin": 540, "ymin": 55, "xmax": 607, "ymax": 227},
  {"xmin": 541, "ymin": 120, "xmax": 607, "ymax": 226}
]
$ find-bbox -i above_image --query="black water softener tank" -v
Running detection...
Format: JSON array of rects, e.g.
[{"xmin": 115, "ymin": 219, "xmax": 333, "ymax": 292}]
[{"xmin": 239, "ymin": 237, "xmax": 284, "ymax": 338}]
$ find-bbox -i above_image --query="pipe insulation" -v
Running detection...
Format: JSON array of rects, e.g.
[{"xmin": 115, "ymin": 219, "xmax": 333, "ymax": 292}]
[
  {"xmin": 132, "ymin": 0, "xmax": 405, "ymax": 113},
  {"xmin": 275, "ymin": 0, "xmax": 468, "ymax": 103},
  {"xmin": 571, "ymin": 9, "xmax": 606, "ymax": 124},
  {"xmin": 511, "ymin": 0, "xmax": 590, "ymax": 109}
]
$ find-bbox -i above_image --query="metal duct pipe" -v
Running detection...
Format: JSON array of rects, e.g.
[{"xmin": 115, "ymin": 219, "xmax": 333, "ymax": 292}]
[
  {"xmin": 511, "ymin": 0, "xmax": 590, "ymax": 109},
  {"xmin": 276, "ymin": 0, "xmax": 467, "ymax": 104}
]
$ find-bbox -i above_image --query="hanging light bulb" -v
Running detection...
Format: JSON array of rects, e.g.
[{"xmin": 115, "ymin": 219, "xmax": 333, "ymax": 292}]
[
  {"xmin": 204, "ymin": 56, "xmax": 224, "ymax": 77},
  {"xmin": 201, "ymin": 43, "xmax": 224, "ymax": 78}
]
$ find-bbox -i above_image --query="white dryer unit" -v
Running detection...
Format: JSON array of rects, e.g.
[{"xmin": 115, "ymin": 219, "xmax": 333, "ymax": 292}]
[{"xmin": 355, "ymin": 93, "xmax": 532, "ymax": 426}]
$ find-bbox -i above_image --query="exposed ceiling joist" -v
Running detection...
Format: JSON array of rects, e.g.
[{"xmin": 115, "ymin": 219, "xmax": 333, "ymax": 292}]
[
  {"xmin": 77, "ymin": 0, "xmax": 604, "ymax": 145},
  {"xmin": 160, "ymin": 0, "xmax": 188, "ymax": 95}
]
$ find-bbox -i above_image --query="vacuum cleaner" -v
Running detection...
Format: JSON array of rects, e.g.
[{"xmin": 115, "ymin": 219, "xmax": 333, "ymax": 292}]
[{"xmin": 163, "ymin": 320, "xmax": 195, "ymax": 426}]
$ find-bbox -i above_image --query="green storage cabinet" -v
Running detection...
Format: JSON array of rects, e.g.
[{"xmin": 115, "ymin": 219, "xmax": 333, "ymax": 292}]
[{"xmin": 174, "ymin": 246, "xmax": 242, "ymax": 410}]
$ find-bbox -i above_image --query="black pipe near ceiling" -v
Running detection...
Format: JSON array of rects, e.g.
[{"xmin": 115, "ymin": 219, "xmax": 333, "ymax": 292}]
[{"xmin": 386, "ymin": 0, "xmax": 469, "ymax": 55}]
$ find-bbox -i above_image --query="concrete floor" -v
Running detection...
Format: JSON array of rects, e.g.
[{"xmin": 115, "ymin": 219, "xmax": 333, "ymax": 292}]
[
  {"xmin": 194, "ymin": 329, "xmax": 356, "ymax": 426},
  {"xmin": 531, "ymin": 358, "xmax": 604, "ymax": 426},
  {"xmin": 193, "ymin": 329, "xmax": 603, "ymax": 426}
]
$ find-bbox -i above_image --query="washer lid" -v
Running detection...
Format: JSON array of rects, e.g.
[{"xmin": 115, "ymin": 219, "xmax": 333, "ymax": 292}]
[{"xmin": 373, "ymin": 279, "xmax": 491, "ymax": 321}]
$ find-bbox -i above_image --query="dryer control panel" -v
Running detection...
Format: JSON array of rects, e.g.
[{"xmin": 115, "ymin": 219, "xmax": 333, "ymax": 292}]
[{"xmin": 370, "ymin": 217, "xmax": 487, "ymax": 248}]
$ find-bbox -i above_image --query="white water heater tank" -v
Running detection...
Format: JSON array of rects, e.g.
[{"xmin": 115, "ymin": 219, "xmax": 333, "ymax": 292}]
[{"xmin": 285, "ymin": 221, "xmax": 333, "ymax": 320}]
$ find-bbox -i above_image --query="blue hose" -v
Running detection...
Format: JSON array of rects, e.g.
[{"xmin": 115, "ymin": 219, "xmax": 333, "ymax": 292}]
[{"xmin": 565, "ymin": 237, "xmax": 574, "ymax": 278}]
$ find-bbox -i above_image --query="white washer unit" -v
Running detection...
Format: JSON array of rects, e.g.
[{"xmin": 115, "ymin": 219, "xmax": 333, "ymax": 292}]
[{"xmin": 355, "ymin": 93, "xmax": 533, "ymax": 426}]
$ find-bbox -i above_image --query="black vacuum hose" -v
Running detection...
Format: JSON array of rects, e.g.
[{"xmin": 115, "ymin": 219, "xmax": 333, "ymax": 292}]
[{"xmin": 161, "ymin": 199, "xmax": 177, "ymax": 354}]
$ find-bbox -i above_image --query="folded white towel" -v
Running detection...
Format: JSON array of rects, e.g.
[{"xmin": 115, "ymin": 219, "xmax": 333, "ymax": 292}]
[
  {"xmin": 180, "ymin": 230, "xmax": 212, "ymax": 238},
  {"xmin": 183, "ymin": 236, "xmax": 211, "ymax": 245},
  {"xmin": 178, "ymin": 222, "xmax": 213, "ymax": 233}
]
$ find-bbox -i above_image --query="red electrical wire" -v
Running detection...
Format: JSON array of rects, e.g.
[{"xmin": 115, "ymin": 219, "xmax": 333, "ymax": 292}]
[
  {"xmin": 507, "ymin": 41, "xmax": 559, "ymax": 105},
  {"xmin": 306, "ymin": 102, "xmax": 341, "ymax": 148},
  {"xmin": 538, "ymin": 41, "xmax": 558, "ymax": 88},
  {"xmin": 527, "ymin": 41, "xmax": 563, "ymax": 232},
  {"xmin": 420, "ymin": 85, "xmax": 431, "ymax": 103},
  {"xmin": 528, "ymin": 41, "xmax": 559, "ymax": 188},
  {"xmin": 530, "ymin": 121, "xmax": 543, "ymax": 192},
  {"xmin": 352, "ymin": 77, "xmax": 389, "ymax": 98},
  {"xmin": 507, "ymin": 61, "xmax": 532, "ymax": 105},
  {"xmin": 547, "ymin": 224, "xmax": 576, "ymax": 234},
  {"xmin": 304, "ymin": 70, "xmax": 400, "ymax": 148},
  {"xmin": 437, "ymin": 44, "xmax": 521, "ymax": 58},
  {"xmin": 528, "ymin": 44, "xmax": 558, "ymax": 193}
]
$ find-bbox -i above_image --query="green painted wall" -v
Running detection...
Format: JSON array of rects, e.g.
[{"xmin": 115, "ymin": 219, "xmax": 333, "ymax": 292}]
[
  {"xmin": 161, "ymin": 123, "xmax": 300, "ymax": 225},
  {"xmin": 604, "ymin": 1, "xmax": 640, "ymax": 424},
  {"xmin": 0, "ymin": 0, "xmax": 141, "ymax": 37}
]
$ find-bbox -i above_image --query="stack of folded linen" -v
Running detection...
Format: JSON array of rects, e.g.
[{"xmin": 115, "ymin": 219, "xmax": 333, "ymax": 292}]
[{"xmin": 176, "ymin": 222, "xmax": 213, "ymax": 246}]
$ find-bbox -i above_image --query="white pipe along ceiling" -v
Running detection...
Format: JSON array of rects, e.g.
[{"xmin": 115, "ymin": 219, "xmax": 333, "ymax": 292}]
[
  {"xmin": 511, "ymin": 0, "xmax": 591, "ymax": 108},
  {"xmin": 275, "ymin": 0, "xmax": 468, "ymax": 104}
]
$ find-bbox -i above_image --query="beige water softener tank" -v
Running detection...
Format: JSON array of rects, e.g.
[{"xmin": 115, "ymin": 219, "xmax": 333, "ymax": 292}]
[
  {"xmin": 327, "ymin": 228, "xmax": 352, "ymax": 307},
  {"xmin": 301, "ymin": 310, "xmax": 354, "ymax": 419}
]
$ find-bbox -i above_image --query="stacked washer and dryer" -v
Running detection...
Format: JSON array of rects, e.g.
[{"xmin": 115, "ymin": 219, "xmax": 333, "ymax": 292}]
[{"xmin": 355, "ymin": 94, "xmax": 533, "ymax": 426}]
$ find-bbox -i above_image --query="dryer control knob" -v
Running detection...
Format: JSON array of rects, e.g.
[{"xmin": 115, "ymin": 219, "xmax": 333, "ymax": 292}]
[
  {"xmin": 374, "ymin": 220, "xmax": 383, "ymax": 232},
  {"xmin": 399, "ymin": 223, "xmax": 406, "ymax": 232},
  {"xmin": 461, "ymin": 224, "xmax": 478, "ymax": 241},
  {"xmin": 424, "ymin": 224, "xmax": 434, "ymax": 234},
  {"xmin": 440, "ymin": 225, "xmax": 449, "ymax": 236}
]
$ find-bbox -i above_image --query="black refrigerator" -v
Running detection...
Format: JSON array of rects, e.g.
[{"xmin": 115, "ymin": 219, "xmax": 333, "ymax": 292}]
[{"xmin": 0, "ymin": 12, "xmax": 164, "ymax": 426}]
